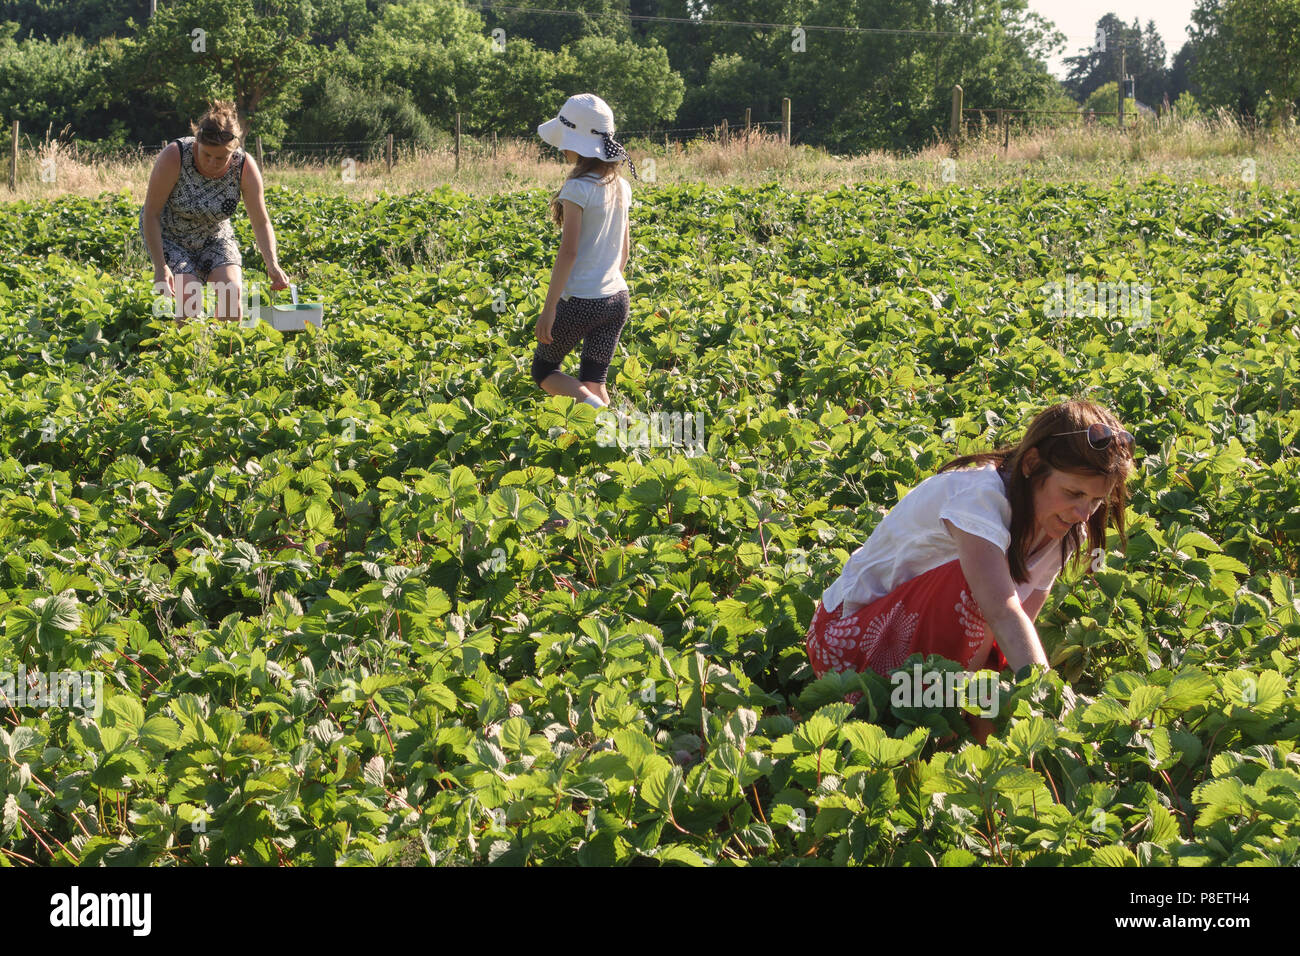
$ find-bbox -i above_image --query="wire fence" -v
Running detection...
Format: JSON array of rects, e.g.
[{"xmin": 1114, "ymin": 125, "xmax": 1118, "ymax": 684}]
[
  {"xmin": 962, "ymin": 106, "xmax": 1139, "ymax": 131},
  {"xmin": 4, "ymin": 116, "xmax": 797, "ymax": 176},
  {"xmin": 9, "ymin": 104, "xmax": 1164, "ymax": 190},
  {"xmin": 0, "ymin": 119, "xmax": 819, "ymax": 192},
  {"xmin": 47, "ymin": 117, "xmax": 796, "ymax": 168},
  {"xmin": 26, "ymin": 101, "xmax": 1167, "ymax": 191},
  {"xmin": 255, "ymin": 119, "xmax": 794, "ymax": 165}
]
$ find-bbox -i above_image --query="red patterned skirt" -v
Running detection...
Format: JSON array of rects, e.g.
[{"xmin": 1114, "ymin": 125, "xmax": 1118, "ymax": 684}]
[{"xmin": 806, "ymin": 558, "xmax": 1008, "ymax": 678}]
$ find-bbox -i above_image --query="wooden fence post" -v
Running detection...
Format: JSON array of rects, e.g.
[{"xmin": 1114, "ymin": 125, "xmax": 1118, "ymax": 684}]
[
  {"xmin": 386, "ymin": 133, "xmax": 393, "ymax": 173},
  {"xmin": 9, "ymin": 121, "xmax": 17, "ymax": 192},
  {"xmin": 492, "ymin": 131, "xmax": 497, "ymax": 160},
  {"xmin": 950, "ymin": 85, "xmax": 963, "ymax": 140},
  {"xmin": 720, "ymin": 117, "xmax": 728, "ymax": 148},
  {"xmin": 454, "ymin": 113, "xmax": 461, "ymax": 172},
  {"xmin": 782, "ymin": 97, "xmax": 791, "ymax": 145},
  {"xmin": 744, "ymin": 107, "xmax": 752, "ymax": 149},
  {"xmin": 256, "ymin": 136, "xmax": 264, "ymax": 169}
]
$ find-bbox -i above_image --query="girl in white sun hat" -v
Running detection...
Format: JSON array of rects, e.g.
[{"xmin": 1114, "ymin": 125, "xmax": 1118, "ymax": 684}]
[{"xmin": 532, "ymin": 93, "xmax": 640, "ymax": 409}]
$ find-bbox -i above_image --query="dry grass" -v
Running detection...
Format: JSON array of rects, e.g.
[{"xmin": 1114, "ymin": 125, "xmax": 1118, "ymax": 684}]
[
  {"xmin": 5, "ymin": 114, "xmax": 1300, "ymax": 204},
  {"xmin": 916, "ymin": 107, "xmax": 1300, "ymax": 189},
  {"xmin": 15, "ymin": 130, "xmax": 159, "ymax": 199}
]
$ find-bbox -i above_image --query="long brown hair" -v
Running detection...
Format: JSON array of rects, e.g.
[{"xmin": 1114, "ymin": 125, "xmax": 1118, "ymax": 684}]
[
  {"xmin": 938, "ymin": 400, "xmax": 1136, "ymax": 583},
  {"xmin": 550, "ymin": 155, "xmax": 625, "ymax": 227}
]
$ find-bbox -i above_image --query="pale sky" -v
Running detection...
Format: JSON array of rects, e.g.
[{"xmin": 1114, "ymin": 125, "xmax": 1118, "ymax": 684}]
[{"xmin": 1026, "ymin": 0, "xmax": 1198, "ymax": 78}]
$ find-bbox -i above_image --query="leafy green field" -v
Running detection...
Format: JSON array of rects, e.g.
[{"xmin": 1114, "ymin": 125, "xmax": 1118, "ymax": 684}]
[{"xmin": 0, "ymin": 179, "xmax": 1297, "ymax": 866}]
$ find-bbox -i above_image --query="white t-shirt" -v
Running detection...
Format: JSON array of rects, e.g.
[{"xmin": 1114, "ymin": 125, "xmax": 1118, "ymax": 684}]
[
  {"xmin": 555, "ymin": 174, "xmax": 631, "ymax": 299},
  {"xmin": 820, "ymin": 463, "xmax": 1072, "ymax": 616}
]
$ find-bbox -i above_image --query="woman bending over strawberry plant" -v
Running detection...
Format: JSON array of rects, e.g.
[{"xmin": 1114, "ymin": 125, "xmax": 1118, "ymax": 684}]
[
  {"xmin": 139, "ymin": 101, "xmax": 290, "ymax": 322},
  {"xmin": 806, "ymin": 400, "xmax": 1136, "ymax": 686}
]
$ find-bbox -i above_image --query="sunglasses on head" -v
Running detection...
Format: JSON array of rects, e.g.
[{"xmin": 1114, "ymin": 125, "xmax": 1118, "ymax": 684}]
[
  {"xmin": 199, "ymin": 126, "xmax": 235, "ymax": 144},
  {"xmin": 1052, "ymin": 422, "xmax": 1135, "ymax": 452}
]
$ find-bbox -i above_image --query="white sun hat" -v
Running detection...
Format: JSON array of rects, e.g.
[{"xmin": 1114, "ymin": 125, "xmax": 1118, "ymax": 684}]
[{"xmin": 538, "ymin": 93, "xmax": 640, "ymax": 179}]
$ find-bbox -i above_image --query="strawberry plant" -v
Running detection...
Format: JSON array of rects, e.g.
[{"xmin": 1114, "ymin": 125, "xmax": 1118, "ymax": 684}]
[{"xmin": 0, "ymin": 179, "xmax": 1296, "ymax": 865}]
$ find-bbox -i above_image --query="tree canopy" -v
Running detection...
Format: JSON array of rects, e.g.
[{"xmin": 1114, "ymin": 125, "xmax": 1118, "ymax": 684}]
[
  {"xmin": 1, "ymin": 0, "xmax": 1290, "ymax": 152},
  {"xmin": 1188, "ymin": 0, "xmax": 1300, "ymax": 122}
]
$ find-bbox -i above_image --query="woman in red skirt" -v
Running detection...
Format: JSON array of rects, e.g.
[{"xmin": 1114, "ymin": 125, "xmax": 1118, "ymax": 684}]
[{"xmin": 806, "ymin": 400, "xmax": 1136, "ymax": 685}]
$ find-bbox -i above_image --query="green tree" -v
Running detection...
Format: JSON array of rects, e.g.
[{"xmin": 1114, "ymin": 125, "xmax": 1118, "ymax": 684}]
[
  {"xmin": 660, "ymin": 0, "xmax": 1064, "ymax": 152},
  {"xmin": 1189, "ymin": 0, "xmax": 1300, "ymax": 121},
  {"xmin": 295, "ymin": 74, "xmax": 438, "ymax": 144},
  {"xmin": 0, "ymin": 0, "xmax": 151, "ymax": 40},
  {"xmin": 1063, "ymin": 14, "xmax": 1168, "ymax": 105},
  {"xmin": 1083, "ymin": 80, "xmax": 1132, "ymax": 121},
  {"xmin": 926, "ymin": 0, "xmax": 1067, "ymax": 137},
  {"xmin": 118, "ymin": 0, "xmax": 318, "ymax": 142},
  {"xmin": 331, "ymin": 2, "xmax": 683, "ymax": 139},
  {"xmin": 632, "ymin": 0, "xmax": 725, "ymax": 95},
  {"xmin": 307, "ymin": 0, "xmax": 389, "ymax": 46},
  {"xmin": 0, "ymin": 23, "xmax": 140, "ymax": 143},
  {"xmin": 1167, "ymin": 40, "xmax": 1198, "ymax": 100},
  {"xmin": 0, "ymin": 23, "xmax": 95, "ymax": 130},
  {"xmin": 350, "ymin": 0, "xmax": 492, "ymax": 129},
  {"xmin": 479, "ymin": 0, "xmax": 633, "ymax": 51},
  {"xmin": 477, "ymin": 39, "xmax": 578, "ymax": 134},
  {"xmin": 566, "ymin": 34, "xmax": 683, "ymax": 132},
  {"xmin": 692, "ymin": 51, "xmax": 782, "ymax": 131}
]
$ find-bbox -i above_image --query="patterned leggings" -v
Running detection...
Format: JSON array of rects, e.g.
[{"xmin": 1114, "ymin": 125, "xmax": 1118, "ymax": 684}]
[{"xmin": 532, "ymin": 290, "xmax": 630, "ymax": 385}]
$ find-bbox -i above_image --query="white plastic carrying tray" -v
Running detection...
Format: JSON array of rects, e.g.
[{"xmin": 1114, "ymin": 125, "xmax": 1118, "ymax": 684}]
[{"xmin": 252, "ymin": 284, "xmax": 324, "ymax": 331}]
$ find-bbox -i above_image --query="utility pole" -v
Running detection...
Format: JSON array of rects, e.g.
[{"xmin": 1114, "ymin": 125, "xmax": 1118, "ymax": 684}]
[{"xmin": 1117, "ymin": 45, "xmax": 1125, "ymax": 128}]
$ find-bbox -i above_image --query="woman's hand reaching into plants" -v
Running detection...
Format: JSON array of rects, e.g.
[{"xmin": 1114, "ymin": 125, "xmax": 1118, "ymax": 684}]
[{"xmin": 154, "ymin": 265, "xmax": 174, "ymax": 300}]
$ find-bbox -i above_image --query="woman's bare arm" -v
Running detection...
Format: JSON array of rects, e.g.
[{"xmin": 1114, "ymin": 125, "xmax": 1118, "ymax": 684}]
[
  {"xmin": 141, "ymin": 143, "xmax": 180, "ymax": 281},
  {"xmin": 240, "ymin": 155, "xmax": 287, "ymax": 286},
  {"xmin": 944, "ymin": 520, "xmax": 1050, "ymax": 672},
  {"xmin": 1020, "ymin": 587, "xmax": 1048, "ymax": 622}
]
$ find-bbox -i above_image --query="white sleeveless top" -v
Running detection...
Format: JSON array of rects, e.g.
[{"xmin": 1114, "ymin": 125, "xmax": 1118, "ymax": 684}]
[
  {"xmin": 555, "ymin": 173, "xmax": 631, "ymax": 298},
  {"xmin": 821, "ymin": 463, "xmax": 1073, "ymax": 616}
]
